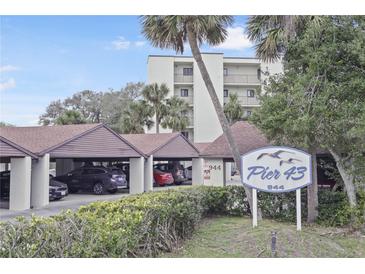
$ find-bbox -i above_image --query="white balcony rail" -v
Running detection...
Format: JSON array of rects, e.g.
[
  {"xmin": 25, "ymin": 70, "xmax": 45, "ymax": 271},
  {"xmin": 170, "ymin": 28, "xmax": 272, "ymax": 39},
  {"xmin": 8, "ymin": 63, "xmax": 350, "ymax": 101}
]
[
  {"xmin": 224, "ymin": 96, "xmax": 260, "ymax": 106},
  {"xmin": 174, "ymin": 74, "xmax": 193, "ymax": 83},
  {"xmin": 224, "ymin": 74, "xmax": 260, "ymax": 84}
]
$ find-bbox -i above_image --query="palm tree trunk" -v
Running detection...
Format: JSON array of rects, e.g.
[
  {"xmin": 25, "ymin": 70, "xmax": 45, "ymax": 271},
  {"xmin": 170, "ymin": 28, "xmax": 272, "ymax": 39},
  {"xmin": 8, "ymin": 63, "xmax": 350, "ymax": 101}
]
[
  {"xmin": 187, "ymin": 24, "xmax": 258, "ymax": 219},
  {"xmin": 156, "ymin": 114, "xmax": 160, "ymax": 133}
]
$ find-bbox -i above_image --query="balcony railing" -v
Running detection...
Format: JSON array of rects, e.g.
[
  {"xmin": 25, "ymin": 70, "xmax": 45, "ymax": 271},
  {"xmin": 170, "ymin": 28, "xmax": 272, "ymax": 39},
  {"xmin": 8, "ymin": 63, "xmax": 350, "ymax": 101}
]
[
  {"xmin": 224, "ymin": 74, "xmax": 260, "ymax": 84},
  {"xmin": 224, "ymin": 96, "xmax": 260, "ymax": 106},
  {"xmin": 174, "ymin": 74, "xmax": 193, "ymax": 83}
]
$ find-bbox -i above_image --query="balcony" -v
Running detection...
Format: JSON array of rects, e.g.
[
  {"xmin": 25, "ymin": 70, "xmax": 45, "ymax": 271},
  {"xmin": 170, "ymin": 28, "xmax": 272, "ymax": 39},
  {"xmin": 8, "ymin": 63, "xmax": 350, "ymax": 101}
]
[
  {"xmin": 174, "ymin": 74, "xmax": 193, "ymax": 84},
  {"xmin": 224, "ymin": 74, "xmax": 260, "ymax": 85},
  {"xmin": 224, "ymin": 96, "xmax": 260, "ymax": 106},
  {"xmin": 179, "ymin": 96, "xmax": 193, "ymax": 106}
]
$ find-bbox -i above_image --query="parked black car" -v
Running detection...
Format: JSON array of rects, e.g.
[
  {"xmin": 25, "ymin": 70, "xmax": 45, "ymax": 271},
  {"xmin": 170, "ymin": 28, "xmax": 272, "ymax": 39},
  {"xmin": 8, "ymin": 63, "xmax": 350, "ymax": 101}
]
[
  {"xmin": 0, "ymin": 170, "xmax": 68, "ymax": 201},
  {"xmin": 153, "ymin": 162, "xmax": 186, "ymax": 185},
  {"xmin": 53, "ymin": 166, "xmax": 127, "ymax": 195}
]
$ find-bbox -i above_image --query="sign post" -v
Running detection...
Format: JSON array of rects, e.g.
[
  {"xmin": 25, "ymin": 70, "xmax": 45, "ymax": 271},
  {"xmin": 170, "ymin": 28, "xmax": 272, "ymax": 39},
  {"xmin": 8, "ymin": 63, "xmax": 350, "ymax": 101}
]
[
  {"xmin": 241, "ymin": 146, "xmax": 312, "ymax": 231},
  {"xmin": 296, "ymin": 189, "xmax": 301, "ymax": 231},
  {"xmin": 252, "ymin": 188, "xmax": 257, "ymax": 228}
]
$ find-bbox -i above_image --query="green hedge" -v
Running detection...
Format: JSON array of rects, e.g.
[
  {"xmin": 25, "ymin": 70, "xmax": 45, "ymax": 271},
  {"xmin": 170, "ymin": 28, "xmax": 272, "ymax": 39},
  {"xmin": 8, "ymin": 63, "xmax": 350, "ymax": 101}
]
[{"xmin": 0, "ymin": 186, "xmax": 363, "ymax": 258}]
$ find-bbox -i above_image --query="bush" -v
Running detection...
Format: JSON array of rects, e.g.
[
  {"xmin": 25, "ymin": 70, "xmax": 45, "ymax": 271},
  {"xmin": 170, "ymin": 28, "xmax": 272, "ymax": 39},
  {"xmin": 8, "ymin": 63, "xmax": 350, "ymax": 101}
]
[{"xmin": 0, "ymin": 186, "xmax": 363, "ymax": 258}]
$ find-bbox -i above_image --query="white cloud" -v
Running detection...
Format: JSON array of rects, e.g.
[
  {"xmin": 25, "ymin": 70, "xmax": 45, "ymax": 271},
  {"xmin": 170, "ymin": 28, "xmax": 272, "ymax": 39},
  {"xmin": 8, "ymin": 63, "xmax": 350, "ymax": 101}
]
[
  {"xmin": 0, "ymin": 65, "xmax": 20, "ymax": 72},
  {"xmin": 111, "ymin": 36, "xmax": 131, "ymax": 50},
  {"xmin": 0, "ymin": 78, "xmax": 16, "ymax": 91},
  {"xmin": 135, "ymin": 41, "xmax": 146, "ymax": 47},
  {"xmin": 214, "ymin": 26, "xmax": 252, "ymax": 50},
  {"xmin": 108, "ymin": 37, "xmax": 147, "ymax": 50}
]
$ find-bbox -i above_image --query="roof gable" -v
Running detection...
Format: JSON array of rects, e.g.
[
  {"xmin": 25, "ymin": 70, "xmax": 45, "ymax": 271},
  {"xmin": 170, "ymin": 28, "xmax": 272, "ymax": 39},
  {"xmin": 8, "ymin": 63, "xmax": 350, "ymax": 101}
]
[
  {"xmin": 121, "ymin": 133, "xmax": 199, "ymax": 158},
  {"xmin": 200, "ymin": 121, "xmax": 270, "ymax": 158},
  {"xmin": 0, "ymin": 137, "xmax": 38, "ymax": 158},
  {"xmin": 0, "ymin": 124, "xmax": 100, "ymax": 154},
  {"xmin": 48, "ymin": 126, "xmax": 142, "ymax": 158}
]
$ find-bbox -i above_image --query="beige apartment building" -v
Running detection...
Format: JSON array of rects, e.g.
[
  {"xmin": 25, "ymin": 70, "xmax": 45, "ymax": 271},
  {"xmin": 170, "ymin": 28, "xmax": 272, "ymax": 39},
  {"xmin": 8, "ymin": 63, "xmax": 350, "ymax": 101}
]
[{"xmin": 147, "ymin": 53, "xmax": 283, "ymax": 143}]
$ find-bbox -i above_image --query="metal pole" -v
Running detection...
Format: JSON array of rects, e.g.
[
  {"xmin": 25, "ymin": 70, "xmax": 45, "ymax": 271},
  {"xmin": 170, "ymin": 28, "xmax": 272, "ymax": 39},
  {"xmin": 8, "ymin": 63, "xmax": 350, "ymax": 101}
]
[
  {"xmin": 296, "ymin": 189, "xmax": 301, "ymax": 231},
  {"xmin": 252, "ymin": 188, "xmax": 257, "ymax": 228}
]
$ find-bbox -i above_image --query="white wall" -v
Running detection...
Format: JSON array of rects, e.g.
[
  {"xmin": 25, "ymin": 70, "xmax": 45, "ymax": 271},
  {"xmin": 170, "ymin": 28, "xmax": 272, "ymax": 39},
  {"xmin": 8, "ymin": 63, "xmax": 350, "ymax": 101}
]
[
  {"xmin": 192, "ymin": 158, "xmax": 204, "ymax": 185},
  {"xmin": 203, "ymin": 158, "xmax": 224, "ymax": 186},
  {"xmin": 9, "ymin": 157, "xmax": 31, "ymax": 210},
  {"xmin": 144, "ymin": 155, "xmax": 153, "ymax": 192},
  {"xmin": 31, "ymin": 154, "xmax": 50, "ymax": 208},
  {"xmin": 130, "ymin": 157, "xmax": 144, "ymax": 194},
  {"xmin": 193, "ymin": 53, "xmax": 224, "ymax": 143},
  {"xmin": 147, "ymin": 56, "xmax": 175, "ymax": 134}
]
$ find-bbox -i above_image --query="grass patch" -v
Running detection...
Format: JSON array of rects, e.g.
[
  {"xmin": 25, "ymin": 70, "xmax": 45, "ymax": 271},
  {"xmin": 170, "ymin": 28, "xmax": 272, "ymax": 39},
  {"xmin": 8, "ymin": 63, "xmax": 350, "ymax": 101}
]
[{"xmin": 161, "ymin": 216, "xmax": 365, "ymax": 258}]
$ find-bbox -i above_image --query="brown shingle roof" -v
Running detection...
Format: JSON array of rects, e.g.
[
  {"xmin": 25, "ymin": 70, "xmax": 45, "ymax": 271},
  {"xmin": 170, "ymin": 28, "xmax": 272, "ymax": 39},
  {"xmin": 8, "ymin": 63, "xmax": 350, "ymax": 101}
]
[
  {"xmin": 194, "ymin": 142, "xmax": 211, "ymax": 153},
  {"xmin": 200, "ymin": 121, "xmax": 270, "ymax": 158},
  {"xmin": 121, "ymin": 132, "xmax": 181, "ymax": 155},
  {"xmin": 0, "ymin": 123, "xmax": 101, "ymax": 154}
]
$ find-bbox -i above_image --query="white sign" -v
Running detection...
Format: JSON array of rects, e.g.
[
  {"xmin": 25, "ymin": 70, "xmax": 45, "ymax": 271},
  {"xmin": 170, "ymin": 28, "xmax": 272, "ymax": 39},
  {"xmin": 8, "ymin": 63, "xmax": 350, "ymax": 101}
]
[
  {"xmin": 241, "ymin": 146, "xmax": 312, "ymax": 231},
  {"xmin": 241, "ymin": 146, "xmax": 312, "ymax": 193}
]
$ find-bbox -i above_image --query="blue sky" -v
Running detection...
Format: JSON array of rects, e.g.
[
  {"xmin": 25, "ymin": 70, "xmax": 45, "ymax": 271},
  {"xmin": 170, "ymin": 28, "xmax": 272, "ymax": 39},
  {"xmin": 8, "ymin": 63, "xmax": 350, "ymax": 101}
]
[{"xmin": 0, "ymin": 16, "xmax": 255, "ymax": 126}]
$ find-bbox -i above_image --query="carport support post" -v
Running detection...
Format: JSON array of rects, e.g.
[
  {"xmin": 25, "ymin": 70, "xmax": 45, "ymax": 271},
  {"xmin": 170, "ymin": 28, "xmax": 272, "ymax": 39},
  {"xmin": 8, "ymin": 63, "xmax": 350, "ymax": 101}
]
[
  {"xmin": 192, "ymin": 158, "xmax": 204, "ymax": 185},
  {"xmin": 9, "ymin": 157, "xmax": 32, "ymax": 211},
  {"xmin": 130, "ymin": 157, "xmax": 144, "ymax": 194},
  {"xmin": 31, "ymin": 153, "xmax": 50, "ymax": 208},
  {"xmin": 144, "ymin": 155, "xmax": 153, "ymax": 192}
]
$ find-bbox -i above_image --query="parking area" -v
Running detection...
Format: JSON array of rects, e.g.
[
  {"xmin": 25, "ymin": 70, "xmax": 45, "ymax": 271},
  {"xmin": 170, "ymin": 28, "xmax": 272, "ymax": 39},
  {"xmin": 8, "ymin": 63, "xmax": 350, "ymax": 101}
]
[{"xmin": 0, "ymin": 181, "xmax": 194, "ymax": 221}]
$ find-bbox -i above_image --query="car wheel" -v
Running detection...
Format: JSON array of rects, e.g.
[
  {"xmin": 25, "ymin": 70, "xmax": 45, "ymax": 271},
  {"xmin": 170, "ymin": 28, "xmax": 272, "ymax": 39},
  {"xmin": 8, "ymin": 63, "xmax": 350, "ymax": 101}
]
[
  {"xmin": 93, "ymin": 183, "xmax": 104, "ymax": 195},
  {"xmin": 174, "ymin": 181, "xmax": 182, "ymax": 185}
]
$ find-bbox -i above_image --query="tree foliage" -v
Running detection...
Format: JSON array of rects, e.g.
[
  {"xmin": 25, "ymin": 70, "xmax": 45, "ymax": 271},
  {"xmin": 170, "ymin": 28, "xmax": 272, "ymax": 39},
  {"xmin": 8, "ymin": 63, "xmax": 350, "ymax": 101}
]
[
  {"xmin": 119, "ymin": 100, "xmax": 154, "ymax": 134},
  {"xmin": 224, "ymin": 93, "xmax": 243, "ymax": 125},
  {"xmin": 250, "ymin": 16, "xmax": 365, "ymax": 207},
  {"xmin": 141, "ymin": 83, "xmax": 169, "ymax": 133},
  {"xmin": 161, "ymin": 96, "xmax": 190, "ymax": 132},
  {"xmin": 39, "ymin": 82, "xmax": 145, "ymax": 129},
  {"xmin": 55, "ymin": 110, "xmax": 86, "ymax": 125}
]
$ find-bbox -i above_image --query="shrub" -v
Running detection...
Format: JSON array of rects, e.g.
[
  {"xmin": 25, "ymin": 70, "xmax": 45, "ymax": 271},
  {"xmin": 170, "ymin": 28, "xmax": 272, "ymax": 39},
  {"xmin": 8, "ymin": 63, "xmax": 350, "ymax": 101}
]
[{"xmin": 0, "ymin": 186, "xmax": 363, "ymax": 258}]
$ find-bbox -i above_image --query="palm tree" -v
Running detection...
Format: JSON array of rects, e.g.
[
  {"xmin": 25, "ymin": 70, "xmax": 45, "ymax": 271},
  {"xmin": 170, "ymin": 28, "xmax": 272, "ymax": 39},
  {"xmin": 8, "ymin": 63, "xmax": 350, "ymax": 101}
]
[
  {"xmin": 55, "ymin": 110, "xmax": 86, "ymax": 125},
  {"xmin": 120, "ymin": 100, "xmax": 154, "ymax": 134},
  {"xmin": 142, "ymin": 83, "xmax": 169, "ymax": 133},
  {"xmin": 224, "ymin": 94, "xmax": 243, "ymax": 125},
  {"xmin": 141, "ymin": 16, "xmax": 256, "ymax": 212},
  {"xmin": 246, "ymin": 16, "xmax": 322, "ymax": 62},
  {"xmin": 161, "ymin": 96, "xmax": 190, "ymax": 132}
]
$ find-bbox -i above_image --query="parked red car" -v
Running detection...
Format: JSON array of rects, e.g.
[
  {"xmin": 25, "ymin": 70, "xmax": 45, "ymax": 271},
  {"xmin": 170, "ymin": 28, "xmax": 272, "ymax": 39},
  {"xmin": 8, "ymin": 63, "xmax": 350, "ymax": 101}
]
[{"xmin": 153, "ymin": 169, "xmax": 174, "ymax": 187}]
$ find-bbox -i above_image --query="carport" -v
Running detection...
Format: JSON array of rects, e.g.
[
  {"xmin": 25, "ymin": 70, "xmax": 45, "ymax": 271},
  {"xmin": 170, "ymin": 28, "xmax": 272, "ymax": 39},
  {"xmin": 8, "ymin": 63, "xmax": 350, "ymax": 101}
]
[
  {"xmin": 199, "ymin": 121, "xmax": 269, "ymax": 186},
  {"xmin": 0, "ymin": 124, "xmax": 145, "ymax": 210},
  {"xmin": 121, "ymin": 132, "xmax": 203, "ymax": 190}
]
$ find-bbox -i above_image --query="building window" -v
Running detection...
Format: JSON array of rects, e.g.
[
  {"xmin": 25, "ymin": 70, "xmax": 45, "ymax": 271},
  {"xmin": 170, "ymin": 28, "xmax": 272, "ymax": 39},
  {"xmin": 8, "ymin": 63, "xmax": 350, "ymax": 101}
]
[
  {"xmin": 183, "ymin": 67, "xmax": 193, "ymax": 76},
  {"xmin": 257, "ymin": 69, "xmax": 261, "ymax": 80},
  {"xmin": 224, "ymin": 89, "xmax": 229, "ymax": 97},
  {"xmin": 223, "ymin": 68, "xmax": 228, "ymax": 76},
  {"xmin": 181, "ymin": 131, "xmax": 189, "ymax": 139},
  {"xmin": 247, "ymin": 110, "xmax": 252, "ymax": 116},
  {"xmin": 180, "ymin": 89, "xmax": 189, "ymax": 97},
  {"xmin": 247, "ymin": 89, "xmax": 255, "ymax": 97}
]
